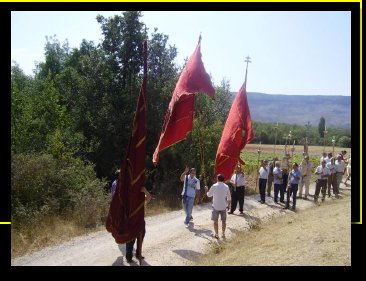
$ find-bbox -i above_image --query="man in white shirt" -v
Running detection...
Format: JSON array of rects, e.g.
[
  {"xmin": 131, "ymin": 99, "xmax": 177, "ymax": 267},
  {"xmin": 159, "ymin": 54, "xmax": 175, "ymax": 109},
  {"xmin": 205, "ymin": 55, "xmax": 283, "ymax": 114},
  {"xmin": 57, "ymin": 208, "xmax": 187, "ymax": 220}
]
[
  {"xmin": 229, "ymin": 164, "xmax": 246, "ymax": 214},
  {"xmin": 258, "ymin": 160, "xmax": 269, "ymax": 203},
  {"xmin": 205, "ymin": 174, "xmax": 231, "ymax": 239},
  {"xmin": 335, "ymin": 155, "xmax": 346, "ymax": 191},
  {"xmin": 180, "ymin": 167, "xmax": 200, "ymax": 228},
  {"xmin": 314, "ymin": 160, "xmax": 330, "ymax": 202}
]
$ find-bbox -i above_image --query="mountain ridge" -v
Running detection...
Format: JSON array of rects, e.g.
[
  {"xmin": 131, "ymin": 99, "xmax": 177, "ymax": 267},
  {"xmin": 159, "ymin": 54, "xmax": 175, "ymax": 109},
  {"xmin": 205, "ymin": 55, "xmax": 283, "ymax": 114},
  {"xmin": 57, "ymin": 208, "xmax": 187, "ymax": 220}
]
[{"xmin": 235, "ymin": 92, "xmax": 351, "ymax": 129}]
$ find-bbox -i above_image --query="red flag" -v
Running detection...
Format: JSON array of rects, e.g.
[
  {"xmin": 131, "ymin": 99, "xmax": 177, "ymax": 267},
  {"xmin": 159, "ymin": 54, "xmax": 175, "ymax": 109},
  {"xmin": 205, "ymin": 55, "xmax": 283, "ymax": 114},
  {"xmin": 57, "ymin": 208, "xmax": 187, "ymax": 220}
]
[
  {"xmin": 106, "ymin": 40, "xmax": 147, "ymax": 245},
  {"xmin": 214, "ymin": 84, "xmax": 254, "ymax": 181},
  {"xmin": 153, "ymin": 38, "xmax": 215, "ymax": 165}
]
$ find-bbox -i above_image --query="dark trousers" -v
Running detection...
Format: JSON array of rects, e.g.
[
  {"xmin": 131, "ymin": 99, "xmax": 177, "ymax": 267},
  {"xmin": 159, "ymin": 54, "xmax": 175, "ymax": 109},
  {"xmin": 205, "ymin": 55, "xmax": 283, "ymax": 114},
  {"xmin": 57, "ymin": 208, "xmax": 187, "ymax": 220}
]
[
  {"xmin": 282, "ymin": 173, "xmax": 288, "ymax": 201},
  {"xmin": 286, "ymin": 183, "xmax": 298, "ymax": 208},
  {"xmin": 126, "ymin": 228, "xmax": 146, "ymax": 261},
  {"xmin": 274, "ymin": 183, "xmax": 283, "ymax": 203},
  {"xmin": 315, "ymin": 179, "xmax": 328, "ymax": 201},
  {"xmin": 259, "ymin": 179, "xmax": 267, "ymax": 202},
  {"xmin": 327, "ymin": 174, "xmax": 338, "ymax": 195},
  {"xmin": 231, "ymin": 186, "xmax": 245, "ymax": 212}
]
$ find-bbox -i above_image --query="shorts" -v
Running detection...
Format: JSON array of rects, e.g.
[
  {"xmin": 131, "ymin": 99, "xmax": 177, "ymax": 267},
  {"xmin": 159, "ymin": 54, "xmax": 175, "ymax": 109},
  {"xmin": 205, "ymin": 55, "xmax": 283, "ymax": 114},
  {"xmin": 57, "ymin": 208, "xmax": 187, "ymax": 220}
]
[{"xmin": 211, "ymin": 208, "xmax": 227, "ymax": 222}]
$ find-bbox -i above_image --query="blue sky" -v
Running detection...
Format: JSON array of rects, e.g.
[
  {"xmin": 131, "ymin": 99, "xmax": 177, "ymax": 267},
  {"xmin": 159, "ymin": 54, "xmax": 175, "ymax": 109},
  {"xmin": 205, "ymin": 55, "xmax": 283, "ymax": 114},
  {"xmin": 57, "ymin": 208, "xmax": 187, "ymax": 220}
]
[{"xmin": 11, "ymin": 11, "xmax": 351, "ymax": 96}]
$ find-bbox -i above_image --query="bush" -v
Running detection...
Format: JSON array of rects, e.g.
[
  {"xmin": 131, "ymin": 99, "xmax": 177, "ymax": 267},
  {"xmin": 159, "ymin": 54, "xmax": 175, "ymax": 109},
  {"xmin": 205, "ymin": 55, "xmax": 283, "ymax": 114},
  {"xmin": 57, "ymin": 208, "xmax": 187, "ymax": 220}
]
[{"xmin": 11, "ymin": 153, "xmax": 109, "ymax": 229}]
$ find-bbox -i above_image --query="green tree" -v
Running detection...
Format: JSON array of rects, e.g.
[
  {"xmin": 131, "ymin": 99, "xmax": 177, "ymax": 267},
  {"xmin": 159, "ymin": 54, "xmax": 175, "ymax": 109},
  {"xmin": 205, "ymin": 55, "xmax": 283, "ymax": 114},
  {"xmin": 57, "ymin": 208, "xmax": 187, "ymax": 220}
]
[{"xmin": 318, "ymin": 116, "xmax": 326, "ymax": 138}]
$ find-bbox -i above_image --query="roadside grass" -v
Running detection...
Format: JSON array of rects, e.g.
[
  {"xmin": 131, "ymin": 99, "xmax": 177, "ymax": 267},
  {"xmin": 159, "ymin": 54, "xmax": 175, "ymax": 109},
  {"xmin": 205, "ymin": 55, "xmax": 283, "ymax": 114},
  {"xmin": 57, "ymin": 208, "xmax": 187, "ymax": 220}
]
[{"xmin": 196, "ymin": 189, "xmax": 351, "ymax": 266}]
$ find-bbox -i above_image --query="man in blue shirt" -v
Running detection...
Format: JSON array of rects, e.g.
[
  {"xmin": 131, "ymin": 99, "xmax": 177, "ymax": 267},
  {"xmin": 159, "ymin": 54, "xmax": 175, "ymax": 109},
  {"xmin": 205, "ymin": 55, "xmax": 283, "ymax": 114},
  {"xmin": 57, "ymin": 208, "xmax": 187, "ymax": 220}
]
[{"xmin": 284, "ymin": 163, "xmax": 301, "ymax": 210}]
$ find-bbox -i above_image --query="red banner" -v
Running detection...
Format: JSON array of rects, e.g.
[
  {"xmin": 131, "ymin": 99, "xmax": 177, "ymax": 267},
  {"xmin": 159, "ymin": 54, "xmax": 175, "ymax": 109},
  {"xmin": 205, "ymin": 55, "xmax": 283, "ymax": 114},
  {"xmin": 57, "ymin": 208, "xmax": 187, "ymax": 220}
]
[
  {"xmin": 215, "ymin": 84, "xmax": 254, "ymax": 181},
  {"xmin": 106, "ymin": 40, "xmax": 147, "ymax": 244},
  {"xmin": 153, "ymin": 39, "xmax": 215, "ymax": 165}
]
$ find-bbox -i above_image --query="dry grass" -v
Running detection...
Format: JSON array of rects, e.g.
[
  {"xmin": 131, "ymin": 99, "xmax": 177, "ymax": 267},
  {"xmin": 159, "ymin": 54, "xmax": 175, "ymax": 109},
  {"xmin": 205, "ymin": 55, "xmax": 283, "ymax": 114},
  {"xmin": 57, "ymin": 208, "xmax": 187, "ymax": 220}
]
[
  {"xmin": 245, "ymin": 143, "xmax": 349, "ymax": 156},
  {"xmin": 196, "ymin": 189, "xmax": 351, "ymax": 266},
  {"xmin": 11, "ymin": 216, "xmax": 105, "ymax": 258}
]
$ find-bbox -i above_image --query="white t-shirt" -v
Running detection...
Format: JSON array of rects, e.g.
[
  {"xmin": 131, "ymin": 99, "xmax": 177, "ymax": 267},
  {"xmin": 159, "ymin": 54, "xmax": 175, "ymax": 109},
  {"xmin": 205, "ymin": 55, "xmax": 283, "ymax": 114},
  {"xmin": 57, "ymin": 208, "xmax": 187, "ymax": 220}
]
[
  {"xmin": 206, "ymin": 182, "xmax": 231, "ymax": 211},
  {"xmin": 259, "ymin": 166, "xmax": 269, "ymax": 179},
  {"xmin": 315, "ymin": 165, "xmax": 330, "ymax": 180},
  {"xmin": 335, "ymin": 160, "xmax": 346, "ymax": 173},
  {"xmin": 230, "ymin": 172, "xmax": 246, "ymax": 187}
]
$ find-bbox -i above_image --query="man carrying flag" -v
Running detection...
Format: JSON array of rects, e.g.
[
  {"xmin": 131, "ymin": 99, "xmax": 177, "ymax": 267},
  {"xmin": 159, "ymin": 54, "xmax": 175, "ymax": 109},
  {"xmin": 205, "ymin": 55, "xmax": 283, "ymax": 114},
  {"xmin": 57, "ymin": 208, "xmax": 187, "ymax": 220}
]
[
  {"xmin": 106, "ymin": 40, "xmax": 150, "ymax": 265},
  {"xmin": 153, "ymin": 36, "xmax": 215, "ymax": 165},
  {"xmin": 215, "ymin": 57, "xmax": 254, "ymax": 183}
]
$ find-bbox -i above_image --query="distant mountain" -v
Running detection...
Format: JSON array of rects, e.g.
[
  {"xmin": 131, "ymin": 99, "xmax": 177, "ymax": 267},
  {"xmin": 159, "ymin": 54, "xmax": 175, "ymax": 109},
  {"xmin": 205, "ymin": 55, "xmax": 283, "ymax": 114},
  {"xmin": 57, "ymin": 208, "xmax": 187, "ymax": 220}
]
[{"xmin": 232, "ymin": 92, "xmax": 351, "ymax": 129}]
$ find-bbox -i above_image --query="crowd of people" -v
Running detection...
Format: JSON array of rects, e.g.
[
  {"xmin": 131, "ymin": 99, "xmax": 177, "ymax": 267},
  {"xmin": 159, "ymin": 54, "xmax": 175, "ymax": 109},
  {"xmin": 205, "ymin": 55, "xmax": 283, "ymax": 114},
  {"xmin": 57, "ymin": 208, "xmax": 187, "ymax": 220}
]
[
  {"xmin": 179, "ymin": 150, "xmax": 351, "ymax": 240},
  {"xmin": 111, "ymin": 150, "xmax": 351, "ymax": 263}
]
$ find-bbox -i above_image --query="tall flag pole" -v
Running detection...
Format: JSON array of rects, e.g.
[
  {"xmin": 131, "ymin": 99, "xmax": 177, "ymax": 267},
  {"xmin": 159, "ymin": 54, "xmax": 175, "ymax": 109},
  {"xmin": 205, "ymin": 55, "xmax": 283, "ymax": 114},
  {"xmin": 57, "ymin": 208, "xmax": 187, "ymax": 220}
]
[
  {"xmin": 214, "ymin": 56, "xmax": 254, "ymax": 181},
  {"xmin": 106, "ymin": 40, "xmax": 148, "ymax": 258},
  {"xmin": 152, "ymin": 35, "xmax": 215, "ymax": 165}
]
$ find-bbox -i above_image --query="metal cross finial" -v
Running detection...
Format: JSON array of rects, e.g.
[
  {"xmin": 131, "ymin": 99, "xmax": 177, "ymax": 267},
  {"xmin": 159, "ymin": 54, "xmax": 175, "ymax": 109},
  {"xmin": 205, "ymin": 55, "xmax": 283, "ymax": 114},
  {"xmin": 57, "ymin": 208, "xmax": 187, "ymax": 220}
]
[{"xmin": 244, "ymin": 55, "xmax": 251, "ymax": 88}]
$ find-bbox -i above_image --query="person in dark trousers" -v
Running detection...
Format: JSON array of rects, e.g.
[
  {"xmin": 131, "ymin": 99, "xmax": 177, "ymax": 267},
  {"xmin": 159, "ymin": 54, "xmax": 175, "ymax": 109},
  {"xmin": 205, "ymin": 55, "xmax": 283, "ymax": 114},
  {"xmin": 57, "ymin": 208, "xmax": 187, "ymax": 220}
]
[
  {"xmin": 273, "ymin": 161, "xmax": 283, "ymax": 204},
  {"xmin": 284, "ymin": 162, "xmax": 301, "ymax": 210},
  {"xmin": 229, "ymin": 164, "xmax": 246, "ymax": 214},
  {"xmin": 125, "ymin": 186, "xmax": 151, "ymax": 263},
  {"xmin": 258, "ymin": 160, "xmax": 269, "ymax": 203},
  {"xmin": 267, "ymin": 157, "xmax": 278, "ymax": 197}
]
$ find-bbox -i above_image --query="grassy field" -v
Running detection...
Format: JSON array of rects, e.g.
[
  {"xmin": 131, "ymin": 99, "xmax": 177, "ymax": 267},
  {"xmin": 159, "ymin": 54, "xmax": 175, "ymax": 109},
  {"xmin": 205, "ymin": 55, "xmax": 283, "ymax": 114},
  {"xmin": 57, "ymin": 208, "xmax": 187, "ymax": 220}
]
[{"xmin": 196, "ymin": 188, "xmax": 351, "ymax": 266}]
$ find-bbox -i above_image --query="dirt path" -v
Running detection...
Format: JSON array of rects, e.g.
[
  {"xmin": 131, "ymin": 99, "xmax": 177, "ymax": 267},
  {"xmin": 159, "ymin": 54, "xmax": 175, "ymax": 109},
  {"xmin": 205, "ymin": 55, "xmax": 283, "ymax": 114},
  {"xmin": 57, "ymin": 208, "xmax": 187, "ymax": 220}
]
[{"xmin": 11, "ymin": 183, "xmax": 351, "ymax": 266}]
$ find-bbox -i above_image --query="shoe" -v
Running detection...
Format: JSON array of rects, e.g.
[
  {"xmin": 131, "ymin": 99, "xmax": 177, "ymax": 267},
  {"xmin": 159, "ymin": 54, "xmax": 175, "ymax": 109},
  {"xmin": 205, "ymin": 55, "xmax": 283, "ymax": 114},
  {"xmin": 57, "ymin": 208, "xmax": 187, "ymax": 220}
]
[
  {"xmin": 274, "ymin": 201, "xmax": 279, "ymax": 204},
  {"xmin": 190, "ymin": 216, "xmax": 193, "ymax": 221},
  {"xmin": 239, "ymin": 211, "xmax": 244, "ymax": 214},
  {"xmin": 228, "ymin": 212, "xmax": 234, "ymax": 214},
  {"xmin": 184, "ymin": 222, "xmax": 189, "ymax": 228},
  {"xmin": 126, "ymin": 258, "xmax": 133, "ymax": 263},
  {"xmin": 291, "ymin": 206, "xmax": 296, "ymax": 211},
  {"xmin": 211, "ymin": 233, "xmax": 219, "ymax": 239},
  {"xmin": 283, "ymin": 206, "xmax": 289, "ymax": 209},
  {"xmin": 267, "ymin": 193, "xmax": 271, "ymax": 197},
  {"xmin": 135, "ymin": 254, "xmax": 145, "ymax": 259},
  {"xmin": 328, "ymin": 195, "xmax": 331, "ymax": 198},
  {"xmin": 280, "ymin": 200, "xmax": 285, "ymax": 203},
  {"xmin": 258, "ymin": 200, "xmax": 262, "ymax": 203}
]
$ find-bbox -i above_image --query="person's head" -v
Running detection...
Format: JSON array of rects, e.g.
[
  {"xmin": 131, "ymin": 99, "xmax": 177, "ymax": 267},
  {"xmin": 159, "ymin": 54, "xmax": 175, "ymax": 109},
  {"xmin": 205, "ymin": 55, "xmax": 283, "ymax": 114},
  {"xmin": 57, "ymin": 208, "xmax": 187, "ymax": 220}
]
[
  {"xmin": 322, "ymin": 152, "xmax": 327, "ymax": 157},
  {"xmin": 342, "ymin": 150, "xmax": 347, "ymax": 155},
  {"xmin": 292, "ymin": 162, "xmax": 299, "ymax": 170},
  {"xmin": 321, "ymin": 160, "xmax": 326, "ymax": 167},
  {"xmin": 235, "ymin": 165, "xmax": 242, "ymax": 173},
  {"xmin": 217, "ymin": 174, "xmax": 224, "ymax": 182},
  {"xmin": 328, "ymin": 152, "xmax": 332, "ymax": 158},
  {"xmin": 189, "ymin": 168, "xmax": 196, "ymax": 177},
  {"xmin": 262, "ymin": 159, "xmax": 268, "ymax": 166},
  {"xmin": 337, "ymin": 154, "xmax": 342, "ymax": 161},
  {"xmin": 275, "ymin": 161, "xmax": 281, "ymax": 168},
  {"xmin": 273, "ymin": 156, "xmax": 278, "ymax": 162}
]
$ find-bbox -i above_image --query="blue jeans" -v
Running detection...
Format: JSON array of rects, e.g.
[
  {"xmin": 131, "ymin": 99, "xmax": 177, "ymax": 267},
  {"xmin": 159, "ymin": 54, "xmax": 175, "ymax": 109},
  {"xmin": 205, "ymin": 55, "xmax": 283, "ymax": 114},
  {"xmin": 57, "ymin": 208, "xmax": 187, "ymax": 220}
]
[{"xmin": 182, "ymin": 196, "xmax": 195, "ymax": 224}]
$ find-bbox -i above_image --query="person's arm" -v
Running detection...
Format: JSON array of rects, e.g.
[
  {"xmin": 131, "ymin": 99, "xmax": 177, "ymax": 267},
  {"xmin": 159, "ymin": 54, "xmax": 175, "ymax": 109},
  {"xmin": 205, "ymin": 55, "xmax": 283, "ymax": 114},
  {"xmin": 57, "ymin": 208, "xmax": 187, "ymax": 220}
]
[
  {"xmin": 180, "ymin": 166, "xmax": 189, "ymax": 182},
  {"xmin": 206, "ymin": 185, "xmax": 213, "ymax": 197},
  {"xmin": 141, "ymin": 186, "xmax": 152, "ymax": 202},
  {"xmin": 195, "ymin": 179, "xmax": 200, "ymax": 194}
]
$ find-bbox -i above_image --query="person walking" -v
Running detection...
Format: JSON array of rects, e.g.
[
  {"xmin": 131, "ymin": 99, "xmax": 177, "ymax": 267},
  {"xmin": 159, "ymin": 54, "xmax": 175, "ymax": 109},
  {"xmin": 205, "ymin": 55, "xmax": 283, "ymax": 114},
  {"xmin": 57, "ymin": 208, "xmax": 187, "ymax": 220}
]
[
  {"xmin": 284, "ymin": 163, "xmax": 301, "ymax": 210},
  {"xmin": 205, "ymin": 174, "xmax": 231, "ymax": 239},
  {"xmin": 326, "ymin": 157, "xmax": 339, "ymax": 198},
  {"xmin": 180, "ymin": 166, "xmax": 200, "ymax": 228},
  {"xmin": 267, "ymin": 157, "xmax": 278, "ymax": 197},
  {"xmin": 314, "ymin": 160, "xmax": 330, "ymax": 203},
  {"xmin": 298, "ymin": 155, "xmax": 313, "ymax": 200},
  {"xmin": 273, "ymin": 161, "xmax": 283, "ymax": 204},
  {"xmin": 229, "ymin": 164, "xmax": 246, "ymax": 214},
  {"xmin": 258, "ymin": 160, "xmax": 269, "ymax": 204}
]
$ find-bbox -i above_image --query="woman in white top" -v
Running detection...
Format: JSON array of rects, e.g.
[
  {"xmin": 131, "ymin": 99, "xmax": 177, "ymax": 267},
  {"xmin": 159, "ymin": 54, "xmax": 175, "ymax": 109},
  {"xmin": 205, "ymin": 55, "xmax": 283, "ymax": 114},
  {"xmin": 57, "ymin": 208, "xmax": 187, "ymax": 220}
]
[{"xmin": 344, "ymin": 154, "xmax": 351, "ymax": 185}]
